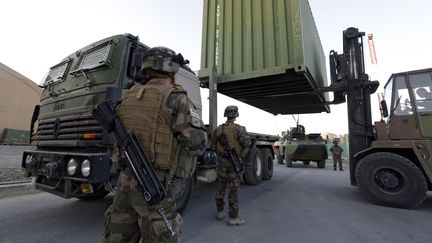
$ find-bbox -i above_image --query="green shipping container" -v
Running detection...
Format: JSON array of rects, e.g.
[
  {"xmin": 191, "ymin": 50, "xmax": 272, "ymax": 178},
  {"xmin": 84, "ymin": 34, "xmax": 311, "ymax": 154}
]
[{"xmin": 199, "ymin": 0, "xmax": 329, "ymax": 115}]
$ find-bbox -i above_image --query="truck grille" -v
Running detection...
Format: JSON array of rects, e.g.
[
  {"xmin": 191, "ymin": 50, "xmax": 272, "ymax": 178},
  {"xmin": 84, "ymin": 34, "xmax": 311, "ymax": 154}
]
[{"xmin": 35, "ymin": 113, "xmax": 103, "ymax": 141}]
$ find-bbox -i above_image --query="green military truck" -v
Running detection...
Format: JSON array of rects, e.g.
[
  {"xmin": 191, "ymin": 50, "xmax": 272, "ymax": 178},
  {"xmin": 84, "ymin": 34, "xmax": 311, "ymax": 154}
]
[
  {"xmin": 21, "ymin": 34, "xmax": 278, "ymax": 212},
  {"xmin": 274, "ymin": 124, "xmax": 328, "ymax": 168}
]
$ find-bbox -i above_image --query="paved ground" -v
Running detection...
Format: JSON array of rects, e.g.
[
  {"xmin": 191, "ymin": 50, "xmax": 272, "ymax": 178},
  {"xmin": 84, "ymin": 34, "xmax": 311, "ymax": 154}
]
[{"xmin": 1, "ymin": 161, "xmax": 432, "ymax": 243}]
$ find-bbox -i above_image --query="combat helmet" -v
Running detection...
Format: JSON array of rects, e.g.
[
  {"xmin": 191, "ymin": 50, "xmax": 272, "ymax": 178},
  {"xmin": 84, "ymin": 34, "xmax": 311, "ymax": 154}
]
[
  {"xmin": 224, "ymin": 106, "xmax": 239, "ymax": 118},
  {"xmin": 141, "ymin": 46, "xmax": 188, "ymax": 79}
]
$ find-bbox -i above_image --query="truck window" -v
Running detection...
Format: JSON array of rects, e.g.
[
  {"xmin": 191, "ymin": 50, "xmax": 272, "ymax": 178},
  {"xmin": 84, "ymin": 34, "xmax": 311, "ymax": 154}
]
[
  {"xmin": 43, "ymin": 58, "xmax": 72, "ymax": 84},
  {"xmin": 69, "ymin": 41, "xmax": 112, "ymax": 76},
  {"xmin": 409, "ymin": 72, "xmax": 432, "ymax": 112},
  {"xmin": 392, "ymin": 75, "xmax": 412, "ymax": 115}
]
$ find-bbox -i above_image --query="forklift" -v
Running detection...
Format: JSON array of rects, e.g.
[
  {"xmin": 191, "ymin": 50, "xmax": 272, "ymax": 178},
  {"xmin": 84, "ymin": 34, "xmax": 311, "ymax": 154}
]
[{"xmin": 325, "ymin": 27, "xmax": 432, "ymax": 209}]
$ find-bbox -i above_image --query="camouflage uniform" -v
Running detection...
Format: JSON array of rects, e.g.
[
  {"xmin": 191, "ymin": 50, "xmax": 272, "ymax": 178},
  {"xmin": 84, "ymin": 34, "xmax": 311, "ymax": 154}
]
[
  {"xmin": 214, "ymin": 106, "xmax": 251, "ymax": 226},
  {"xmin": 330, "ymin": 141, "xmax": 344, "ymax": 171},
  {"xmin": 102, "ymin": 47, "xmax": 207, "ymax": 243}
]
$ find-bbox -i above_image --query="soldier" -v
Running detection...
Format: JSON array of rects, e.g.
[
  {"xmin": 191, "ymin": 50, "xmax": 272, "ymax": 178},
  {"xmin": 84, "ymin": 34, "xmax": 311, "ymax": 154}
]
[
  {"xmin": 102, "ymin": 47, "xmax": 207, "ymax": 243},
  {"xmin": 214, "ymin": 106, "xmax": 251, "ymax": 226},
  {"xmin": 330, "ymin": 139, "xmax": 344, "ymax": 171}
]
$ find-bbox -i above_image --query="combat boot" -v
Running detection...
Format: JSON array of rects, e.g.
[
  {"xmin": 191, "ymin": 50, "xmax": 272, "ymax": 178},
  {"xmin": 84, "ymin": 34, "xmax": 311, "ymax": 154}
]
[
  {"xmin": 216, "ymin": 211, "xmax": 225, "ymax": 220},
  {"xmin": 334, "ymin": 167, "xmax": 337, "ymax": 171},
  {"xmin": 227, "ymin": 217, "xmax": 246, "ymax": 226}
]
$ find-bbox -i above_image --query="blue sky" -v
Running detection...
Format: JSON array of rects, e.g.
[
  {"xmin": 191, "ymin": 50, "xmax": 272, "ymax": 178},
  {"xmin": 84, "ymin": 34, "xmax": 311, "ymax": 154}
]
[{"xmin": 1, "ymin": 0, "xmax": 431, "ymax": 135}]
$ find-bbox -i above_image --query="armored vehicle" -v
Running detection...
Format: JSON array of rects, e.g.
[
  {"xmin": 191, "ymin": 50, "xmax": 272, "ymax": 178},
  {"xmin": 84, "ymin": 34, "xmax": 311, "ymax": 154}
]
[{"xmin": 274, "ymin": 124, "xmax": 328, "ymax": 168}]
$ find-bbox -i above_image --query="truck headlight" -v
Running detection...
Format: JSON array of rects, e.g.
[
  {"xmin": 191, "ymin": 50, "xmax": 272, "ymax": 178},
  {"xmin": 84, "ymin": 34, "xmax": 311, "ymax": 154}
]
[
  {"xmin": 67, "ymin": 158, "xmax": 77, "ymax": 175},
  {"xmin": 25, "ymin": 154, "xmax": 33, "ymax": 167},
  {"xmin": 81, "ymin": 159, "xmax": 91, "ymax": 177}
]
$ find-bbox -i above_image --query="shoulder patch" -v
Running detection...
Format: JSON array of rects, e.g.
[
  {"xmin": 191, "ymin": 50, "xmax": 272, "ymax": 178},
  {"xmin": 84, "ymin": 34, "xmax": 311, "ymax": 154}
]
[{"xmin": 190, "ymin": 105, "xmax": 202, "ymax": 128}]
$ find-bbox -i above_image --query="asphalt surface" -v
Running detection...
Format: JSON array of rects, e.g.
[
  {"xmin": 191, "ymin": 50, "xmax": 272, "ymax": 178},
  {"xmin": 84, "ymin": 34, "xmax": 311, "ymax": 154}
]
[{"xmin": 1, "ymin": 161, "xmax": 432, "ymax": 243}]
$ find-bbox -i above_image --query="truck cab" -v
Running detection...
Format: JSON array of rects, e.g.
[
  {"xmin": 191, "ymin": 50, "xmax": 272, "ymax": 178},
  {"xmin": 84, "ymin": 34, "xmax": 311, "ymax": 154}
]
[
  {"xmin": 381, "ymin": 68, "xmax": 432, "ymax": 139},
  {"xmin": 21, "ymin": 34, "xmax": 203, "ymax": 206}
]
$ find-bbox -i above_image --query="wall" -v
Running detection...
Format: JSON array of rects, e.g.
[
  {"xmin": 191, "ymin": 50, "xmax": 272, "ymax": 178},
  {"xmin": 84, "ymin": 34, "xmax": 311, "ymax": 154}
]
[{"xmin": 0, "ymin": 63, "xmax": 41, "ymax": 138}]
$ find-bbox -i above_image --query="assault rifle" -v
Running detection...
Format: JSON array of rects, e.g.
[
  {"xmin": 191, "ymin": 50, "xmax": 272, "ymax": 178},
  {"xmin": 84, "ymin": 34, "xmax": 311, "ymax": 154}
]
[
  {"xmin": 93, "ymin": 100, "xmax": 166, "ymax": 204},
  {"xmin": 217, "ymin": 134, "xmax": 244, "ymax": 183}
]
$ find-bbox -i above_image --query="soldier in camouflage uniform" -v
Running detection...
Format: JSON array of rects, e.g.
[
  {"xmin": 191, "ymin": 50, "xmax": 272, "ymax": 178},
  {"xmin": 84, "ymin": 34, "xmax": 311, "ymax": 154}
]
[
  {"xmin": 102, "ymin": 47, "xmax": 207, "ymax": 243},
  {"xmin": 214, "ymin": 106, "xmax": 251, "ymax": 226},
  {"xmin": 330, "ymin": 139, "xmax": 344, "ymax": 171}
]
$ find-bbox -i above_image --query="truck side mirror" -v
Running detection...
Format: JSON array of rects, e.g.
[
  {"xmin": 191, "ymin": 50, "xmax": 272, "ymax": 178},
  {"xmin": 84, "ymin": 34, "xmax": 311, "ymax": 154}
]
[
  {"xmin": 381, "ymin": 100, "xmax": 389, "ymax": 118},
  {"xmin": 129, "ymin": 46, "xmax": 148, "ymax": 83}
]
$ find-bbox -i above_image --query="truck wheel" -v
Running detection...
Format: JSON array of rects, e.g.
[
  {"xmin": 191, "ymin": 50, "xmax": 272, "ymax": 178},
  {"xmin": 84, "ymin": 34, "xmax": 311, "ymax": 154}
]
[
  {"xmin": 244, "ymin": 147, "xmax": 263, "ymax": 185},
  {"xmin": 317, "ymin": 160, "xmax": 326, "ymax": 168},
  {"xmin": 261, "ymin": 148, "xmax": 274, "ymax": 180},
  {"xmin": 276, "ymin": 154, "xmax": 284, "ymax": 164},
  {"xmin": 355, "ymin": 152, "xmax": 427, "ymax": 209},
  {"xmin": 76, "ymin": 185, "xmax": 109, "ymax": 200},
  {"xmin": 286, "ymin": 157, "xmax": 293, "ymax": 167},
  {"xmin": 303, "ymin": 161, "xmax": 311, "ymax": 165},
  {"xmin": 174, "ymin": 177, "xmax": 193, "ymax": 214}
]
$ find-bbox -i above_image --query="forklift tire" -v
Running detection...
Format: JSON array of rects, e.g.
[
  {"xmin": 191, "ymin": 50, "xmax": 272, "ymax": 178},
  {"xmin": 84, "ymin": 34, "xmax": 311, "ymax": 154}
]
[
  {"xmin": 276, "ymin": 154, "xmax": 284, "ymax": 164},
  {"xmin": 244, "ymin": 147, "xmax": 263, "ymax": 185},
  {"xmin": 317, "ymin": 160, "xmax": 326, "ymax": 168},
  {"xmin": 355, "ymin": 152, "xmax": 427, "ymax": 209},
  {"xmin": 286, "ymin": 157, "xmax": 293, "ymax": 167},
  {"xmin": 261, "ymin": 148, "xmax": 274, "ymax": 180}
]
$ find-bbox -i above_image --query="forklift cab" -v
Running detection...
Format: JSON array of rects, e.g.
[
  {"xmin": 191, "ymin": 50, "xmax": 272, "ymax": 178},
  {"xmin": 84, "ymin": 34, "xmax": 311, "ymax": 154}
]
[{"xmin": 383, "ymin": 68, "xmax": 432, "ymax": 139}]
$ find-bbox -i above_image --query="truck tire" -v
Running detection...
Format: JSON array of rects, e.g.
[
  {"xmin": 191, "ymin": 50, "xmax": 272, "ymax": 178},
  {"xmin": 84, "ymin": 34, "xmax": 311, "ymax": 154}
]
[
  {"xmin": 174, "ymin": 177, "xmax": 193, "ymax": 214},
  {"xmin": 261, "ymin": 148, "xmax": 273, "ymax": 180},
  {"xmin": 244, "ymin": 147, "xmax": 263, "ymax": 185},
  {"xmin": 286, "ymin": 157, "xmax": 293, "ymax": 167},
  {"xmin": 317, "ymin": 160, "xmax": 326, "ymax": 168},
  {"xmin": 276, "ymin": 154, "xmax": 284, "ymax": 164},
  {"xmin": 76, "ymin": 185, "xmax": 109, "ymax": 200},
  {"xmin": 355, "ymin": 152, "xmax": 427, "ymax": 209}
]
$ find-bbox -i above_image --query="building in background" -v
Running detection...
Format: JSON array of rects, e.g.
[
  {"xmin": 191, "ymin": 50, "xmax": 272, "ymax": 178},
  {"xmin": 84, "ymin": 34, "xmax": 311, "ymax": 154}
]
[{"xmin": 0, "ymin": 63, "xmax": 41, "ymax": 144}]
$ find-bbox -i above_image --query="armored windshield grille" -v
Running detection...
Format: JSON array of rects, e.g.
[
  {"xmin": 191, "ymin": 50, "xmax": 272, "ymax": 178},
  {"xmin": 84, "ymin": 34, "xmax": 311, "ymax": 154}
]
[
  {"xmin": 44, "ymin": 59, "xmax": 71, "ymax": 83},
  {"xmin": 71, "ymin": 41, "xmax": 112, "ymax": 74}
]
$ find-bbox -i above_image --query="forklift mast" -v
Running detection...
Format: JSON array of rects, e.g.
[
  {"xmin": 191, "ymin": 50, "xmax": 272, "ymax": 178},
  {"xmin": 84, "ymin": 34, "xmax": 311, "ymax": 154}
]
[{"xmin": 329, "ymin": 27, "xmax": 379, "ymax": 184}]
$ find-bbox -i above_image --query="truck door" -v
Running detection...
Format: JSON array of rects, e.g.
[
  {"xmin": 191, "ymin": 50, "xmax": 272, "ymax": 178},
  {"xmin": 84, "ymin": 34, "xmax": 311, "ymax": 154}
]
[
  {"xmin": 409, "ymin": 71, "xmax": 432, "ymax": 138},
  {"xmin": 387, "ymin": 74, "xmax": 421, "ymax": 140}
]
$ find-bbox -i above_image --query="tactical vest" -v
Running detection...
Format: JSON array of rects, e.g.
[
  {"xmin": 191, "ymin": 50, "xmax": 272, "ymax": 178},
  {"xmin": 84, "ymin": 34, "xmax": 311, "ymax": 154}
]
[
  {"xmin": 216, "ymin": 121, "xmax": 243, "ymax": 156},
  {"xmin": 332, "ymin": 145, "xmax": 342, "ymax": 156},
  {"xmin": 118, "ymin": 83, "xmax": 186, "ymax": 170}
]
